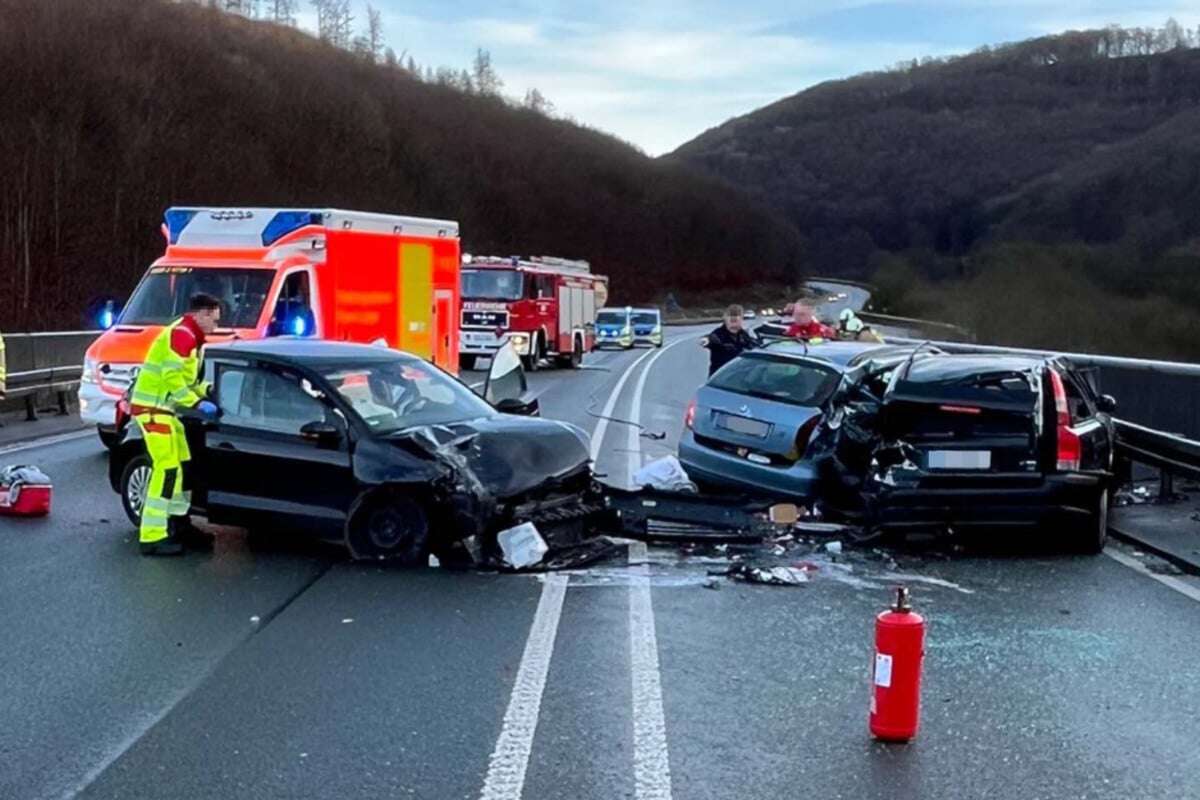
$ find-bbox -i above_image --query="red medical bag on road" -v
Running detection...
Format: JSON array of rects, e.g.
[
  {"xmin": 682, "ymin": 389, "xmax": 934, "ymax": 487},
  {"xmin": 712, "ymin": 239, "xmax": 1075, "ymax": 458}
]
[{"xmin": 0, "ymin": 466, "xmax": 53, "ymax": 517}]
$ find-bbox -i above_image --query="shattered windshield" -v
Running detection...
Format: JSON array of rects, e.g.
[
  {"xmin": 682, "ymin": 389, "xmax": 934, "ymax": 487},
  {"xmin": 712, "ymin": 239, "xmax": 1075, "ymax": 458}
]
[
  {"xmin": 461, "ymin": 269, "xmax": 525, "ymax": 301},
  {"xmin": 710, "ymin": 354, "xmax": 841, "ymax": 407},
  {"xmin": 121, "ymin": 267, "xmax": 273, "ymax": 329},
  {"xmin": 321, "ymin": 360, "xmax": 494, "ymax": 433}
]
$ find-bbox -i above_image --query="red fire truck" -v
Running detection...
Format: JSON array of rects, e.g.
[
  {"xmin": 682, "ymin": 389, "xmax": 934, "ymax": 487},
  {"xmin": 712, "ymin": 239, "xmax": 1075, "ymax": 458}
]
[{"xmin": 459, "ymin": 256, "xmax": 609, "ymax": 371}]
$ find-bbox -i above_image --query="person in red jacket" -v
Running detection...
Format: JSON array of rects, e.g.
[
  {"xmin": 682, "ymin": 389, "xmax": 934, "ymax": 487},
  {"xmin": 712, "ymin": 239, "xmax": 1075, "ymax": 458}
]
[{"xmin": 785, "ymin": 303, "xmax": 837, "ymax": 340}]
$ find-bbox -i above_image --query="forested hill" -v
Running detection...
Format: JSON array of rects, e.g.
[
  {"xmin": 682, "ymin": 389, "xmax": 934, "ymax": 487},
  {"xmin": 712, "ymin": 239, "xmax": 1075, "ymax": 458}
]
[
  {"xmin": 0, "ymin": 0, "xmax": 803, "ymax": 330},
  {"xmin": 669, "ymin": 26, "xmax": 1200, "ymax": 276}
]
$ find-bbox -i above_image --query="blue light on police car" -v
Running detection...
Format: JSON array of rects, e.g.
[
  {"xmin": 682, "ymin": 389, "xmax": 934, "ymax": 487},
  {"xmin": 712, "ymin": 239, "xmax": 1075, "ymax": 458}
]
[{"xmin": 291, "ymin": 316, "xmax": 308, "ymax": 336}]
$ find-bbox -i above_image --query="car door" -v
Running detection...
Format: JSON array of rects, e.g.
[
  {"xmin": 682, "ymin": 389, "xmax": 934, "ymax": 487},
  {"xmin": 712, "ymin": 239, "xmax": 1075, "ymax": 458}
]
[{"xmin": 204, "ymin": 361, "xmax": 356, "ymax": 534}]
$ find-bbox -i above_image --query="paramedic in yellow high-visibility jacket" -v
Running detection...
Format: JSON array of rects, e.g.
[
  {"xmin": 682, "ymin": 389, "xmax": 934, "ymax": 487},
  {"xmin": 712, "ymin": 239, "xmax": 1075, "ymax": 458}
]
[{"xmin": 128, "ymin": 293, "xmax": 221, "ymax": 555}]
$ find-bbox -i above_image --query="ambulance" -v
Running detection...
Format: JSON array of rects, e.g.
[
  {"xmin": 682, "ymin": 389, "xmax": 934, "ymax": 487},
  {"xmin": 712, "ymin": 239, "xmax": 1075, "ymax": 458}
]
[{"xmin": 80, "ymin": 207, "xmax": 461, "ymax": 447}]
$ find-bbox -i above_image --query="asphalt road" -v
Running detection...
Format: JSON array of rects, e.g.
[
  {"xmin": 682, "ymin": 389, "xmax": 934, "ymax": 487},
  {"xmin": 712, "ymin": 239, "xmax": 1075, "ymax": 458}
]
[{"xmin": 3, "ymin": 324, "xmax": 1200, "ymax": 800}]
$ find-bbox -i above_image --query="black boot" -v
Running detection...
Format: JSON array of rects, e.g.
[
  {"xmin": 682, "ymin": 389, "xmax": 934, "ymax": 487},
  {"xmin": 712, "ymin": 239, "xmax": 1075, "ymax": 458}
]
[
  {"xmin": 172, "ymin": 516, "xmax": 213, "ymax": 551},
  {"xmin": 140, "ymin": 537, "xmax": 184, "ymax": 556}
]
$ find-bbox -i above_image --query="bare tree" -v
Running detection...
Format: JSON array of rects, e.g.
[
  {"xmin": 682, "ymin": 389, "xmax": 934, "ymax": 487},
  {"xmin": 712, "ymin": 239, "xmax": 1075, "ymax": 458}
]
[
  {"xmin": 471, "ymin": 48, "xmax": 502, "ymax": 96},
  {"xmin": 523, "ymin": 88, "xmax": 553, "ymax": 115},
  {"xmin": 266, "ymin": 0, "xmax": 298, "ymax": 25},
  {"xmin": 312, "ymin": 0, "xmax": 352, "ymax": 48},
  {"xmin": 366, "ymin": 4, "xmax": 383, "ymax": 61},
  {"xmin": 223, "ymin": 0, "xmax": 258, "ymax": 15}
]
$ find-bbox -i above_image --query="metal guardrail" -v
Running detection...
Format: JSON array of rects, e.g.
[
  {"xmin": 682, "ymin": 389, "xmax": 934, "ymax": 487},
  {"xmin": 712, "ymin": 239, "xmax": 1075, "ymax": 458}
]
[{"xmin": 1, "ymin": 331, "xmax": 99, "ymax": 422}]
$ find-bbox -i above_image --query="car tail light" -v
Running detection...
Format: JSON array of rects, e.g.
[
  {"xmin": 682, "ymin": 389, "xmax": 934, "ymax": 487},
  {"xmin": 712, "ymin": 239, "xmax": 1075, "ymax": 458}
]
[
  {"xmin": 684, "ymin": 399, "xmax": 697, "ymax": 429},
  {"xmin": 939, "ymin": 404, "xmax": 981, "ymax": 415},
  {"xmin": 787, "ymin": 415, "xmax": 822, "ymax": 461},
  {"xmin": 1049, "ymin": 369, "xmax": 1081, "ymax": 471}
]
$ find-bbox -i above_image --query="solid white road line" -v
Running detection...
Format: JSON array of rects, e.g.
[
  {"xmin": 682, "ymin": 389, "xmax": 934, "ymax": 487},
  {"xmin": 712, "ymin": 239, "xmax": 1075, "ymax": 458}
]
[
  {"xmin": 479, "ymin": 574, "xmax": 569, "ymax": 800},
  {"xmin": 1105, "ymin": 547, "xmax": 1200, "ymax": 603},
  {"xmin": 623, "ymin": 338, "xmax": 681, "ymax": 800},
  {"xmin": 0, "ymin": 428, "xmax": 94, "ymax": 456},
  {"xmin": 625, "ymin": 338, "xmax": 692, "ymax": 486},
  {"xmin": 627, "ymin": 540, "xmax": 675, "ymax": 800},
  {"xmin": 588, "ymin": 347, "xmax": 662, "ymax": 466}
]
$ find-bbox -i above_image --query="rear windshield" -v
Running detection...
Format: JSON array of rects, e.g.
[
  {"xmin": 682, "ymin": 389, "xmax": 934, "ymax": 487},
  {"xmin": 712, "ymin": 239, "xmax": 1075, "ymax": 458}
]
[
  {"xmin": 892, "ymin": 369, "xmax": 1037, "ymax": 410},
  {"xmin": 709, "ymin": 354, "xmax": 841, "ymax": 407},
  {"xmin": 633, "ymin": 312, "xmax": 659, "ymax": 326}
]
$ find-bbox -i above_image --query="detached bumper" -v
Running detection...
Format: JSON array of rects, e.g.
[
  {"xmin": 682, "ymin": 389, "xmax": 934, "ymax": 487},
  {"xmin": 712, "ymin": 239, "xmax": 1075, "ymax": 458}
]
[
  {"xmin": 868, "ymin": 472, "xmax": 1104, "ymax": 529},
  {"xmin": 78, "ymin": 382, "xmax": 118, "ymax": 427}
]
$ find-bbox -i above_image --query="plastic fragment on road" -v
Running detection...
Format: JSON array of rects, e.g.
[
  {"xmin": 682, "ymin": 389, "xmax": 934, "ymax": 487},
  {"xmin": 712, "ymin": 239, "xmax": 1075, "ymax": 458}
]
[
  {"xmin": 769, "ymin": 504, "xmax": 799, "ymax": 524},
  {"xmin": 726, "ymin": 563, "xmax": 809, "ymax": 586},
  {"xmin": 0, "ymin": 464, "xmax": 52, "ymax": 517},
  {"xmin": 633, "ymin": 455, "xmax": 697, "ymax": 493},
  {"xmin": 825, "ymin": 540, "xmax": 843, "ymax": 555},
  {"xmin": 498, "ymin": 522, "xmax": 549, "ymax": 568}
]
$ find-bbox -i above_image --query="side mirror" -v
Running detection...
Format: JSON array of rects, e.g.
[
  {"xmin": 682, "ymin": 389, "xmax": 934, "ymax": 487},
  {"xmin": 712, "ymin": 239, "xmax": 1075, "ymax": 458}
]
[
  {"xmin": 495, "ymin": 396, "xmax": 541, "ymax": 416},
  {"xmin": 484, "ymin": 340, "xmax": 527, "ymax": 404},
  {"xmin": 1096, "ymin": 394, "xmax": 1117, "ymax": 414},
  {"xmin": 300, "ymin": 420, "xmax": 342, "ymax": 446}
]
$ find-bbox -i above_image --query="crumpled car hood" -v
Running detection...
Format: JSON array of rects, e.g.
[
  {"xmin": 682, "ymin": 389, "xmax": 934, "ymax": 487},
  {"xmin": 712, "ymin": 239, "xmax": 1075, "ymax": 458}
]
[{"xmin": 392, "ymin": 415, "xmax": 591, "ymax": 499}]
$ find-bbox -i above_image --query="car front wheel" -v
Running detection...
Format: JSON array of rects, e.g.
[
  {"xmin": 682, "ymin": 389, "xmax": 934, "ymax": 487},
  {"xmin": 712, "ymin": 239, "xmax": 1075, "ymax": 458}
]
[
  {"xmin": 345, "ymin": 492, "xmax": 431, "ymax": 565},
  {"xmin": 120, "ymin": 453, "xmax": 153, "ymax": 528}
]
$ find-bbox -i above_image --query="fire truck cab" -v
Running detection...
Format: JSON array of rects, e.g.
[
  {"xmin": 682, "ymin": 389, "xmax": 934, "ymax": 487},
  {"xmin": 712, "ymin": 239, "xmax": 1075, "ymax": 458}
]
[
  {"xmin": 458, "ymin": 255, "xmax": 609, "ymax": 371},
  {"xmin": 80, "ymin": 207, "xmax": 460, "ymax": 447}
]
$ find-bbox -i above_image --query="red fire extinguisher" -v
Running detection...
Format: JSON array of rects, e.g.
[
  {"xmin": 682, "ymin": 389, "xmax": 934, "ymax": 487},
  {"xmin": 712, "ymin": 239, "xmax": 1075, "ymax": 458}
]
[{"xmin": 870, "ymin": 586, "xmax": 925, "ymax": 742}]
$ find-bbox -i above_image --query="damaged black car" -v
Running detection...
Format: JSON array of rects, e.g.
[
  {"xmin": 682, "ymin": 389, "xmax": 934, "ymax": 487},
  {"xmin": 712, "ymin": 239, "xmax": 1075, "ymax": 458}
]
[
  {"xmin": 109, "ymin": 339, "xmax": 599, "ymax": 564},
  {"xmin": 810, "ymin": 352, "xmax": 1118, "ymax": 552}
]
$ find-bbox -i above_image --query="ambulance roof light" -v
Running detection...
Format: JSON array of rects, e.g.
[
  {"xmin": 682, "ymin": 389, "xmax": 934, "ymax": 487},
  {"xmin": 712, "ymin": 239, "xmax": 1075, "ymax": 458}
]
[
  {"xmin": 262, "ymin": 211, "xmax": 323, "ymax": 246},
  {"xmin": 164, "ymin": 209, "xmax": 199, "ymax": 244}
]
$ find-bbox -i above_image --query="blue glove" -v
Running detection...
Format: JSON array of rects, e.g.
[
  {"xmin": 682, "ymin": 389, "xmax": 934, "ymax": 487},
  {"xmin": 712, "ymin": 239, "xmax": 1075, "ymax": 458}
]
[{"xmin": 196, "ymin": 400, "xmax": 219, "ymax": 420}]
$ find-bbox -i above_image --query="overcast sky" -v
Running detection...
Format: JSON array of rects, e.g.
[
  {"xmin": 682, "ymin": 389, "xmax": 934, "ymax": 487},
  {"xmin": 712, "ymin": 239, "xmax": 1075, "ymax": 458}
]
[{"xmin": 296, "ymin": 1, "xmax": 1197, "ymax": 155}]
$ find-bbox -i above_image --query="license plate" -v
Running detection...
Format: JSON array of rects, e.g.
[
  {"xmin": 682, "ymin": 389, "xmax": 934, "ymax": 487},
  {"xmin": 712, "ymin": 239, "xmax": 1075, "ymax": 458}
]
[
  {"xmin": 717, "ymin": 413, "xmax": 770, "ymax": 438},
  {"xmin": 928, "ymin": 450, "xmax": 991, "ymax": 470}
]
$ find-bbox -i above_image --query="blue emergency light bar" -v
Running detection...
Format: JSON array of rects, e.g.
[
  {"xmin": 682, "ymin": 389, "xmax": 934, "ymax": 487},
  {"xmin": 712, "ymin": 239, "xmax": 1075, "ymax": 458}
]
[
  {"xmin": 163, "ymin": 208, "xmax": 324, "ymax": 247},
  {"xmin": 261, "ymin": 211, "xmax": 323, "ymax": 246}
]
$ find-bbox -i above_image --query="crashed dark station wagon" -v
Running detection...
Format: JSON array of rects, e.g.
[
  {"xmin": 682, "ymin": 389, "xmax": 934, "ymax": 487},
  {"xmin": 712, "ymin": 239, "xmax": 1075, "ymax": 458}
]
[
  {"xmin": 109, "ymin": 339, "xmax": 598, "ymax": 563},
  {"xmin": 810, "ymin": 352, "xmax": 1118, "ymax": 551}
]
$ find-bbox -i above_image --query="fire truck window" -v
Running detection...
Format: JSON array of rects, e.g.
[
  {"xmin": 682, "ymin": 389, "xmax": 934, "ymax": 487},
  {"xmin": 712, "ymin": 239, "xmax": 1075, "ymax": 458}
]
[{"xmin": 536, "ymin": 276, "xmax": 556, "ymax": 299}]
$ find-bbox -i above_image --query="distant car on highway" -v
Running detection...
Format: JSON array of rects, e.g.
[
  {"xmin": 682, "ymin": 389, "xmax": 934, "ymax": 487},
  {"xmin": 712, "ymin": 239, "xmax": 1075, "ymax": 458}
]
[
  {"xmin": 811, "ymin": 353, "xmax": 1118, "ymax": 552},
  {"xmin": 594, "ymin": 307, "xmax": 634, "ymax": 349},
  {"xmin": 679, "ymin": 340, "xmax": 928, "ymax": 500},
  {"xmin": 630, "ymin": 307, "xmax": 663, "ymax": 348},
  {"xmin": 109, "ymin": 339, "xmax": 594, "ymax": 563}
]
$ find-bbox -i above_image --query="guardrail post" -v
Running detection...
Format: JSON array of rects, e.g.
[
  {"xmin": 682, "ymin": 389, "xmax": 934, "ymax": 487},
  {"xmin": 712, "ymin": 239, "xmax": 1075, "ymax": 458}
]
[
  {"xmin": 1158, "ymin": 468, "xmax": 1174, "ymax": 503},
  {"xmin": 56, "ymin": 390, "xmax": 69, "ymax": 416},
  {"xmin": 25, "ymin": 395, "xmax": 38, "ymax": 422}
]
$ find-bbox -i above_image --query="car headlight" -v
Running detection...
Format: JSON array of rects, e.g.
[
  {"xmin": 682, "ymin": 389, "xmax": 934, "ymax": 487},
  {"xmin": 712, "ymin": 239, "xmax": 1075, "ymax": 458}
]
[{"xmin": 81, "ymin": 357, "xmax": 98, "ymax": 384}]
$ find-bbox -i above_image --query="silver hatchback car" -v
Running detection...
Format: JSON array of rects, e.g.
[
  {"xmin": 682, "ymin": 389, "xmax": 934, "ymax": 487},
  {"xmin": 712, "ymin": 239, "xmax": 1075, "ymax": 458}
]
[{"xmin": 678, "ymin": 340, "xmax": 927, "ymax": 499}]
